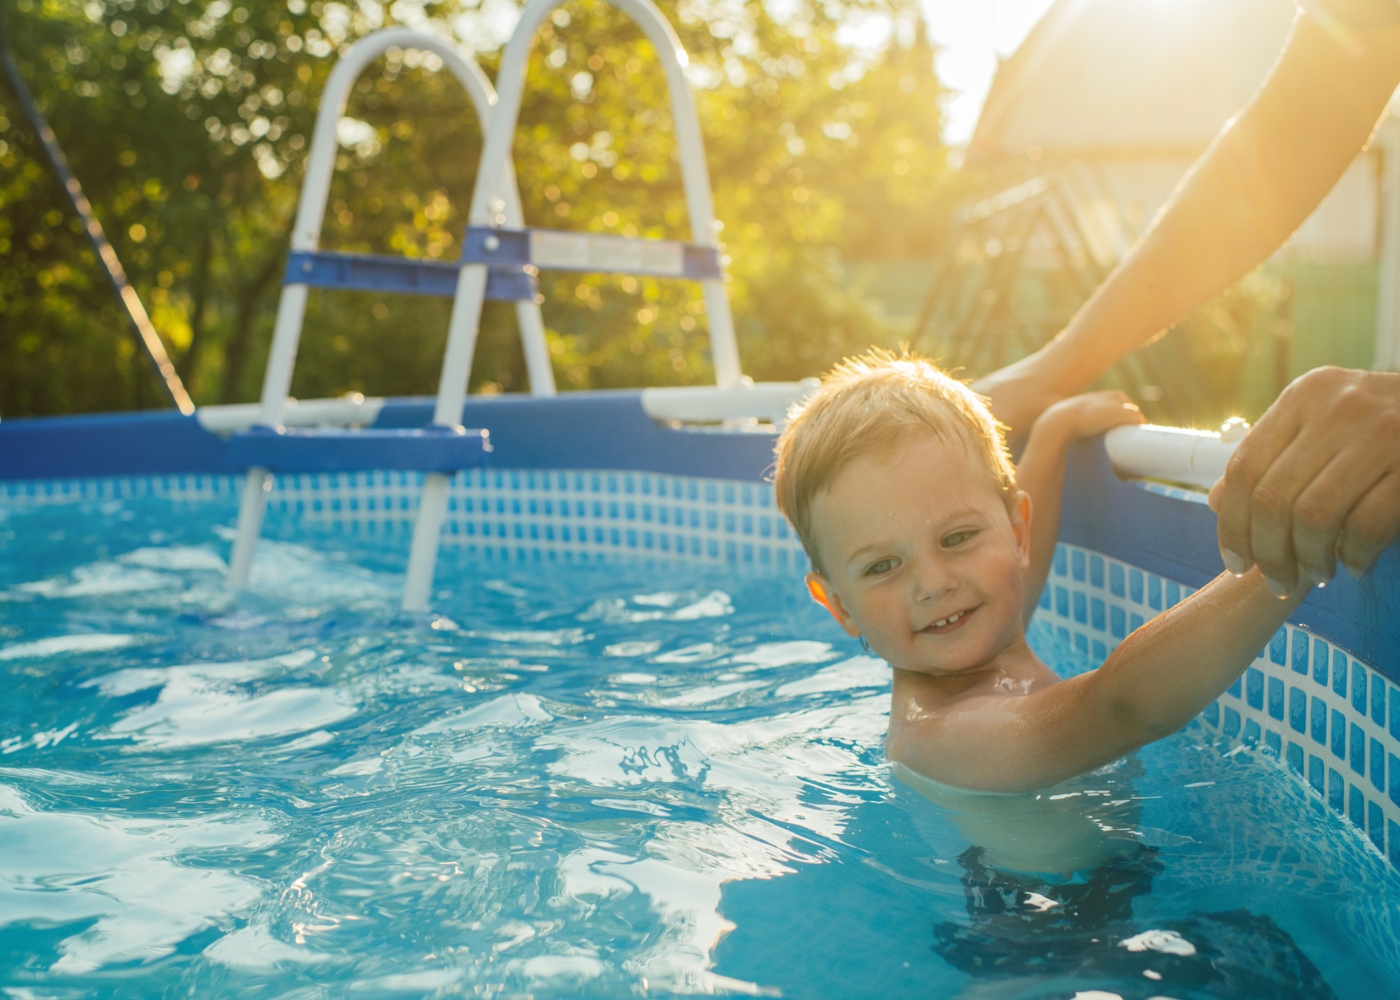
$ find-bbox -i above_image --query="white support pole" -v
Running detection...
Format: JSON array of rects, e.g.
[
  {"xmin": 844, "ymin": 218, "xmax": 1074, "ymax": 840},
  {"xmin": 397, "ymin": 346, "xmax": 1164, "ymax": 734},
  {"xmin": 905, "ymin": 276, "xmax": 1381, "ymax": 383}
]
[
  {"xmin": 515, "ymin": 299, "xmax": 557, "ymax": 395},
  {"xmin": 227, "ymin": 280, "xmax": 310, "ymax": 591},
  {"xmin": 402, "ymin": 472, "xmax": 451, "ymax": 612},
  {"xmin": 401, "ymin": 263, "xmax": 491, "ymax": 610},
  {"xmin": 228, "ymin": 469, "xmax": 271, "ymax": 588},
  {"xmin": 256, "ymin": 283, "xmax": 311, "ymax": 427},
  {"xmin": 432, "ymin": 265, "xmax": 492, "ymax": 428},
  {"xmin": 499, "ymin": 160, "xmax": 556, "ymax": 396},
  {"xmin": 702, "ymin": 280, "xmax": 741, "ymax": 389},
  {"xmin": 398, "ymin": 0, "xmax": 736, "ymax": 610}
]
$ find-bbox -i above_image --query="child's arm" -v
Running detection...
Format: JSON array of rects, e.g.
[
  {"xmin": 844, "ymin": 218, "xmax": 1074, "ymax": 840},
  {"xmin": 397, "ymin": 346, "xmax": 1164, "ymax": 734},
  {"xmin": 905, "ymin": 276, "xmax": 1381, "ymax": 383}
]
[
  {"xmin": 887, "ymin": 569, "xmax": 1308, "ymax": 792},
  {"xmin": 1015, "ymin": 391, "xmax": 1145, "ymax": 623}
]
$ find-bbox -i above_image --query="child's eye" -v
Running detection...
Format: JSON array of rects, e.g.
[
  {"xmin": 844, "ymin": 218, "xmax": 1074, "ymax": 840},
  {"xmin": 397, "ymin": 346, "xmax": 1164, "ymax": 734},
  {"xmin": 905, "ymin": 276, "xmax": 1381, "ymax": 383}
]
[
  {"xmin": 942, "ymin": 530, "xmax": 977, "ymax": 548},
  {"xmin": 864, "ymin": 558, "xmax": 896, "ymax": 577}
]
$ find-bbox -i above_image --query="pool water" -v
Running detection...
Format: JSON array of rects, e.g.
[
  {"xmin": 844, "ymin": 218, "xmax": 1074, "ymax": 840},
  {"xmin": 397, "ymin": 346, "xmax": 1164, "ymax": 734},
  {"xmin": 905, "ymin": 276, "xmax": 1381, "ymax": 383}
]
[{"xmin": 1, "ymin": 495, "xmax": 1397, "ymax": 998}]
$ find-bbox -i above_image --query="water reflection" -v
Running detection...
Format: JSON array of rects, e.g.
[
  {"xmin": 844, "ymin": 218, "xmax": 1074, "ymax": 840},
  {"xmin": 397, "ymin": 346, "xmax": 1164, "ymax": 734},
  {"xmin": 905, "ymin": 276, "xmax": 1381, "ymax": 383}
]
[
  {"xmin": 0, "ymin": 784, "xmax": 268, "ymax": 974},
  {"xmin": 0, "ymin": 498, "xmax": 1392, "ymax": 996}
]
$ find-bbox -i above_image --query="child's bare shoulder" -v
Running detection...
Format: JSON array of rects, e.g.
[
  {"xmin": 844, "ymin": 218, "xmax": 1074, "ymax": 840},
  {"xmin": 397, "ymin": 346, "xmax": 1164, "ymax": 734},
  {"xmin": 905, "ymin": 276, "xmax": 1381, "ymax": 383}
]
[{"xmin": 886, "ymin": 664, "xmax": 1067, "ymax": 789}]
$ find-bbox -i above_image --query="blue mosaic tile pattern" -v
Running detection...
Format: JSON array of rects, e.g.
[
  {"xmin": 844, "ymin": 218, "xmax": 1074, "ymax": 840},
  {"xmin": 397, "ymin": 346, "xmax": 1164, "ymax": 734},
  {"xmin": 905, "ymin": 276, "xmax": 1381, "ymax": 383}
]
[
  {"xmin": 1044, "ymin": 540, "xmax": 1400, "ymax": 870},
  {"xmin": 9, "ymin": 475, "xmax": 1397, "ymax": 866},
  {"xmin": 1, "ymin": 475, "xmax": 239, "ymax": 504},
  {"xmin": 3, "ymin": 470, "xmax": 809, "ymax": 570},
  {"xmin": 280, "ymin": 467, "xmax": 810, "ymax": 569}
]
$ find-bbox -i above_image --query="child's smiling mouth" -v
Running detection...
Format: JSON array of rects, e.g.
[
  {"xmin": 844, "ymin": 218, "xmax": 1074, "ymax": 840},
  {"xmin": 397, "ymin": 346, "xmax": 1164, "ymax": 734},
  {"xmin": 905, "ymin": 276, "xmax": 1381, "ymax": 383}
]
[{"xmin": 920, "ymin": 606, "xmax": 979, "ymax": 635}]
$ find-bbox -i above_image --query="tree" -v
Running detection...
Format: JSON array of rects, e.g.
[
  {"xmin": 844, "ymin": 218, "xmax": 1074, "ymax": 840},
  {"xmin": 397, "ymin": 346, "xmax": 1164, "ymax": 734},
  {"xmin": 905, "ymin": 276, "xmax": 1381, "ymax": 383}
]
[{"xmin": 0, "ymin": 0, "xmax": 952, "ymax": 415}]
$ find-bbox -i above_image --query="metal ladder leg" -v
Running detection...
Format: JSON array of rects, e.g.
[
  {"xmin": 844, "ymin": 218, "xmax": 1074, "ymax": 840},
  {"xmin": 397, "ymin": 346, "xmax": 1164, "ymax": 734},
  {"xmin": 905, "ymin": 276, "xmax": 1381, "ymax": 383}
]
[
  {"xmin": 398, "ymin": 0, "xmax": 742, "ymax": 611},
  {"xmin": 401, "ymin": 472, "xmax": 452, "ymax": 611},
  {"xmin": 401, "ymin": 263, "xmax": 491, "ymax": 612},
  {"xmin": 226, "ymin": 283, "xmax": 309, "ymax": 589},
  {"xmin": 227, "ymin": 468, "xmax": 271, "ymax": 588},
  {"xmin": 516, "ymin": 299, "xmax": 556, "ymax": 396},
  {"xmin": 222, "ymin": 28, "xmax": 533, "ymax": 595}
]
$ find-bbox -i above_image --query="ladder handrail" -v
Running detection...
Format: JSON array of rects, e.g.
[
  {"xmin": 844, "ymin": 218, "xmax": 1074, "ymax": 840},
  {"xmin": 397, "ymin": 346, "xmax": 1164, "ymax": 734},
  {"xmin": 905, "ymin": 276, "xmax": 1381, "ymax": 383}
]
[
  {"xmin": 229, "ymin": 28, "xmax": 553, "ymax": 593},
  {"xmin": 256, "ymin": 26, "xmax": 554, "ymax": 434},
  {"xmin": 286, "ymin": 29, "xmax": 509, "ymax": 255},
  {"xmin": 403, "ymin": 0, "xmax": 741, "ymax": 610},
  {"xmin": 429, "ymin": 0, "xmax": 739, "ymax": 435}
]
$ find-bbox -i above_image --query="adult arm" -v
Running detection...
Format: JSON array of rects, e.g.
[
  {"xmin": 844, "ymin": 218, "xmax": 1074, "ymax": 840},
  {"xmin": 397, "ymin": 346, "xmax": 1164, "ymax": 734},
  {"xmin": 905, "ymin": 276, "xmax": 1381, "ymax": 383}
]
[
  {"xmin": 887, "ymin": 570, "xmax": 1306, "ymax": 792},
  {"xmin": 973, "ymin": 10, "xmax": 1400, "ymax": 437}
]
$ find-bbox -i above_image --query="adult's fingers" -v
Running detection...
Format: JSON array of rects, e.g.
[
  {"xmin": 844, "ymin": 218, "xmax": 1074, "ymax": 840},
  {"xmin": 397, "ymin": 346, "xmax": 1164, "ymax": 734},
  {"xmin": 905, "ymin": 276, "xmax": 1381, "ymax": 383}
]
[
  {"xmin": 1290, "ymin": 443, "xmax": 1388, "ymax": 583},
  {"xmin": 1215, "ymin": 398, "xmax": 1304, "ymax": 575},
  {"xmin": 1216, "ymin": 367, "xmax": 1400, "ymax": 581},
  {"xmin": 1246, "ymin": 425, "xmax": 1356, "ymax": 589},
  {"xmin": 1337, "ymin": 472, "xmax": 1400, "ymax": 577}
]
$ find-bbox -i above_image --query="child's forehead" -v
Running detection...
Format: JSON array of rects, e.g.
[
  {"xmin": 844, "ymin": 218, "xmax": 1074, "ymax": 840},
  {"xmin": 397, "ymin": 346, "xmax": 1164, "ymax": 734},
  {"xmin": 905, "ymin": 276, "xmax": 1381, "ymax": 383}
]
[
  {"xmin": 820, "ymin": 431, "xmax": 998, "ymax": 514},
  {"xmin": 851, "ymin": 426, "xmax": 984, "ymax": 478}
]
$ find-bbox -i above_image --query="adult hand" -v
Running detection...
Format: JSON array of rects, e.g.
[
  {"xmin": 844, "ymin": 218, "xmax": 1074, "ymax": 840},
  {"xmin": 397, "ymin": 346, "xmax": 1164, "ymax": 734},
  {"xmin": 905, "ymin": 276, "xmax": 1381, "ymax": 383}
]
[
  {"xmin": 972, "ymin": 352, "xmax": 1070, "ymax": 442},
  {"xmin": 1208, "ymin": 366, "xmax": 1400, "ymax": 592}
]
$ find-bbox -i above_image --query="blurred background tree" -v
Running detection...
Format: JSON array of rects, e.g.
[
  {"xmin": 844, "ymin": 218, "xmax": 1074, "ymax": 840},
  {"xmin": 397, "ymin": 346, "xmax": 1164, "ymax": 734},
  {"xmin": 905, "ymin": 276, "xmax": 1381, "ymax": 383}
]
[{"xmin": 0, "ymin": 0, "xmax": 955, "ymax": 415}]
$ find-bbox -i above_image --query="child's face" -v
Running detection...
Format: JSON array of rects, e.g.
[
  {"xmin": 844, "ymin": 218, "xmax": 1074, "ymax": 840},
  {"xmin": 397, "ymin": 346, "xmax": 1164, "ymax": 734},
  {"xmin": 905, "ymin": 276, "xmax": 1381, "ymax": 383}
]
[{"xmin": 806, "ymin": 431, "xmax": 1031, "ymax": 677}]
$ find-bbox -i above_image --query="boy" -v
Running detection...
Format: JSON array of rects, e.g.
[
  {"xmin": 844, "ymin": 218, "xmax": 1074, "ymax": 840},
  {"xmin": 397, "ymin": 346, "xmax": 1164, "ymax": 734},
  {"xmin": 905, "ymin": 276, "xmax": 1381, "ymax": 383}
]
[{"xmin": 774, "ymin": 350, "xmax": 1308, "ymax": 793}]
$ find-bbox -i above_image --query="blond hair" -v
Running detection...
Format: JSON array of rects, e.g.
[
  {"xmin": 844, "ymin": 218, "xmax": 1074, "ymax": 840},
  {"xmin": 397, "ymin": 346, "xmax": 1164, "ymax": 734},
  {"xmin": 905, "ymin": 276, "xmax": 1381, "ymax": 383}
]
[{"xmin": 773, "ymin": 349, "xmax": 1016, "ymax": 573}]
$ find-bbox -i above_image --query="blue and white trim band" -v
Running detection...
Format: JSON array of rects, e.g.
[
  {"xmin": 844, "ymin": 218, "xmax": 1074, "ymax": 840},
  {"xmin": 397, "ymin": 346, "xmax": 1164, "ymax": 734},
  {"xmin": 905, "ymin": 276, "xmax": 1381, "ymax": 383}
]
[
  {"xmin": 277, "ymin": 467, "xmax": 805, "ymax": 568},
  {"xmin": 1, "ymin": 470, "xmax": 807, "ymax": 570},
  {"xmin": 1043, "ymin": 540, "xmax": 1400, "ymax": 870}
]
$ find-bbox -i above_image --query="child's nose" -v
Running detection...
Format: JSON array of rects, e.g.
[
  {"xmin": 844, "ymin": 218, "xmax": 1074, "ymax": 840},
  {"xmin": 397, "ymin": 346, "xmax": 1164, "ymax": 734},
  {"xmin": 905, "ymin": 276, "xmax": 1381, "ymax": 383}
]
[{"xmin": 911, "ymin": 554, "xmax": 956, "ymax": 602}]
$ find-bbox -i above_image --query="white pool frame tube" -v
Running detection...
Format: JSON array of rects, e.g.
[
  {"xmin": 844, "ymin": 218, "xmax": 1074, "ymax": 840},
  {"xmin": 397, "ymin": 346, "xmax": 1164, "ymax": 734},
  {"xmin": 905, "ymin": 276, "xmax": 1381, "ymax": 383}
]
[
  {"xmin": 226, "ymin": 28, "xmax": 552, "ymax": 592},
  {"xmin": 639, "ymin": 380, "xmax": 818, "ymax": 425},
  {"xmin": 401, "ymin": 0, "xmax": 741, "ymax": 611},
  {"xmin": 1103, "ymin": 423, "xmax": 1242, "ymax": 491}
]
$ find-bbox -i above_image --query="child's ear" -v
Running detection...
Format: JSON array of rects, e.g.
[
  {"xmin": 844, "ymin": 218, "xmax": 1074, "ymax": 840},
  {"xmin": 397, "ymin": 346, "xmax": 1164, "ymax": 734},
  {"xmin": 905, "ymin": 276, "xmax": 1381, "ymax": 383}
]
[
  {"xmin": 1011, "ymin": 490, "xmax": 1033, "ymax": 569},
  {"xmin": 806, "ymin": 573, "xmax": 862, "ymax": 637}
]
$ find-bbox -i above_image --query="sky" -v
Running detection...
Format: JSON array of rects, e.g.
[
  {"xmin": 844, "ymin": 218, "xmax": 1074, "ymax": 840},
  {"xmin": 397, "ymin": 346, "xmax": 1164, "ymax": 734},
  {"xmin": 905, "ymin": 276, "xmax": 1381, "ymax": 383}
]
[{"xmin": 920, "ymin": 0, "xmax": 1058, "ymax": 146}]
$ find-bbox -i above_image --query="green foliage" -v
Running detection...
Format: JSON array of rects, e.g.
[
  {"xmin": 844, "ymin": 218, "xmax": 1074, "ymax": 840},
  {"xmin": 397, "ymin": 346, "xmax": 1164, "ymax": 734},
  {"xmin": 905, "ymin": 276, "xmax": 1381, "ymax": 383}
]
[{"xmin": 0, "ymin": 0, "xmax": 951, "ymax": 415}]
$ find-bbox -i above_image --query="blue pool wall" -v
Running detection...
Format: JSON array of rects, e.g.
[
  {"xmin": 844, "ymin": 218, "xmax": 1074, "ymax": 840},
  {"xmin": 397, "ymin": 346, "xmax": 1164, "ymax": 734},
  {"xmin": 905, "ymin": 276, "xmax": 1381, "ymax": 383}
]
[
  {"xmin": 2, "ymin": 391, "xmax": 1395, "ymax": 678},
  {"xmin": 4, "ymin": 391, "xmax": 1400, "ymax": 866},
  {"xmin": 0, "ymin": 392, "xmax": 778, "ymax": 483},
  {"xmin": 1044, "ymin": 539, "xmax": 1400, "ymax": 871}
]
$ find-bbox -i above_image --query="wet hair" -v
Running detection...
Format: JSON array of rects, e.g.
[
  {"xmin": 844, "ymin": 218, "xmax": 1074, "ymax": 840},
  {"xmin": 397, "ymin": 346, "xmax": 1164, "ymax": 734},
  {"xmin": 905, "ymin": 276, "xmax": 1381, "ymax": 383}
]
[{"xmin": 773, "ymin": 349, "xmax": 1017, "ymax": 574}]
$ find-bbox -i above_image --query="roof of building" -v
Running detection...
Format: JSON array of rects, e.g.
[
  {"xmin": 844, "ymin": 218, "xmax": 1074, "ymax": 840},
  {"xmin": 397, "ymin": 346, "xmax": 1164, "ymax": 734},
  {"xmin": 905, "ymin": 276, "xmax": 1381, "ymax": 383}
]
[{"xmin": 966, "ymin": 0, "xmax": 1298, "ymax": 165}]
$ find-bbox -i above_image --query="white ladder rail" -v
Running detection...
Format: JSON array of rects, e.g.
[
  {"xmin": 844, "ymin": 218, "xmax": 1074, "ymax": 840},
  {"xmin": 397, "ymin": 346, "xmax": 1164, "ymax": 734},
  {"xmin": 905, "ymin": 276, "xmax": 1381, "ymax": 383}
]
[
  {"xmin": 400, "ymin": 0, "xmax": 739, "ymax": 611},
  {"xmin": 227, "ymin": 28, "xmax": 550, "ymax": 591}
]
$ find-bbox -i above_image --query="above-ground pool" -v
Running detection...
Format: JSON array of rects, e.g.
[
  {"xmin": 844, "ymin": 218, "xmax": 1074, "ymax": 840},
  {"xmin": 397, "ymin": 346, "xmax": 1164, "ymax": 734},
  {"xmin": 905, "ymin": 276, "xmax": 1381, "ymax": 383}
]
[
  {"xmin": 1, "ymin": 401, "xmax": 1399, "ymax": 997},
  {"xmin": 9, "ymin": 5, "xmax": 1399, "ymax": 994}
]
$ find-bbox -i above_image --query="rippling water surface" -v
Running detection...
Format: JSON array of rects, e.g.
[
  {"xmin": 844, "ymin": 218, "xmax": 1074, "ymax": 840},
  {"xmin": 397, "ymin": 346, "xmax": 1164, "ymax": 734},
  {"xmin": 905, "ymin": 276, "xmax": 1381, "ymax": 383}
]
[{"xmin": 1, "ymin": 496, "xmax": 1398, "ymax": 998}]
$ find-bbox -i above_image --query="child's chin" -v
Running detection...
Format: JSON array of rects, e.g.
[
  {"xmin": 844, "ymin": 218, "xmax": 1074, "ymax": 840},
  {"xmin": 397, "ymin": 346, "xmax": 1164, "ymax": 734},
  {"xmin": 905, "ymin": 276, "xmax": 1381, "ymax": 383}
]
[{"xmin": 901, "ymin": 656, "xmax": 989, "ymax": 678}]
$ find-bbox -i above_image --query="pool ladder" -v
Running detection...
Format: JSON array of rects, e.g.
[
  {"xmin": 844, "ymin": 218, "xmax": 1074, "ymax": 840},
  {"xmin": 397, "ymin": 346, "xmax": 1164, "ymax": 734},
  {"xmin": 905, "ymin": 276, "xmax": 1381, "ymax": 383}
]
[
  {"xmin": 225, "ymin": 27, "xmax": 548, "ymax": 595},
  {"xmin": 226, "ymin": 2, "xmax": 745, "ymax": 613}
]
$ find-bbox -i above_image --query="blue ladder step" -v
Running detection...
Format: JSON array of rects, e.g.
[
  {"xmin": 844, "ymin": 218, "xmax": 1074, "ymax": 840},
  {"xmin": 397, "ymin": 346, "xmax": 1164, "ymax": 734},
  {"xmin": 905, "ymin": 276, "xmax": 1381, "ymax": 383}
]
[
  {"xmin": 228, "ymin": 426, "xmax": 492, "ymax": 474},
  {"xmin": 284, "ymin": 250, "xmax": 536, "ymax": 301}
]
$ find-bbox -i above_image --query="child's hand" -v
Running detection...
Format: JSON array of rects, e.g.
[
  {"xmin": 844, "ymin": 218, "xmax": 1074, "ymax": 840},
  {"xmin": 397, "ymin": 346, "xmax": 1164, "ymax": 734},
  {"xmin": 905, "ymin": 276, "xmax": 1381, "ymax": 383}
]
[{"xmin": 1037, "ymin": 390, "xmax": 1145, "ymax": 443}]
